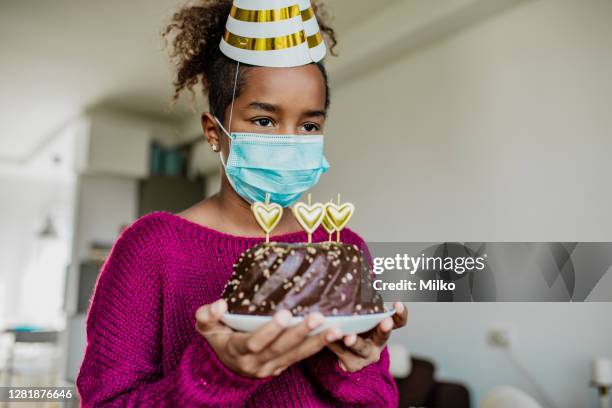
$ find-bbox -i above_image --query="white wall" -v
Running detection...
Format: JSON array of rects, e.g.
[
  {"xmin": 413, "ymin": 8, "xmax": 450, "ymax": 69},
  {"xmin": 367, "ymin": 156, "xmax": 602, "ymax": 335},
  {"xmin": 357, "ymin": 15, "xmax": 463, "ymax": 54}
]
[
  {"xmin": 0, "ymin": 175, "xmax": 74, "ymax": 328},
  {"xmin": 315, "ymin": 0, "xmax": 612, "ymax": 406},
  {"xmin": 0, "ymin": 117, "xmax": 77, "ymax": 327}
]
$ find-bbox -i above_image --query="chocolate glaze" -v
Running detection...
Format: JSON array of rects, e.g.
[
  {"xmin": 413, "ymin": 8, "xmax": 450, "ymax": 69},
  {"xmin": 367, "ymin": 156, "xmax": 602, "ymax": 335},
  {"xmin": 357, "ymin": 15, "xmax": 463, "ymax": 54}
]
[{"xmin": 222, "ymin": 242, "xmax": 384, "ymax": 316}]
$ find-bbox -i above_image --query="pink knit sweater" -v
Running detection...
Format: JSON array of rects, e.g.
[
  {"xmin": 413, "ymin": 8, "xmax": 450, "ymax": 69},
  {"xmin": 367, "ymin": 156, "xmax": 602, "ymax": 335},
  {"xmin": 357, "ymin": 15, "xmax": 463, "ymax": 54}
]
[{"xmin": 76, "ymin": 211, "xmax": 398, "ymax": 407}]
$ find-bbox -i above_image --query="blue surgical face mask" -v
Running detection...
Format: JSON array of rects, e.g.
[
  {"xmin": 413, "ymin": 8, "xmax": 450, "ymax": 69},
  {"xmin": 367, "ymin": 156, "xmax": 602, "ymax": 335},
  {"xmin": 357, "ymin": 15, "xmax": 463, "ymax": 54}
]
[{"xmin": 215, "ymin": 117, "xmax": 330, "ymax": 208}]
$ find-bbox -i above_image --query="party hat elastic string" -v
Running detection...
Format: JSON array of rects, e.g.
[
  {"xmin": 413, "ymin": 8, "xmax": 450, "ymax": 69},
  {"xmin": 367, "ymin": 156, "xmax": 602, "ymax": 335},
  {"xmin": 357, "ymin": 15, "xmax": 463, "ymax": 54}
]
[{"xmin": 227, "ymin": 61, "xmax": 240, "ymax": 135}]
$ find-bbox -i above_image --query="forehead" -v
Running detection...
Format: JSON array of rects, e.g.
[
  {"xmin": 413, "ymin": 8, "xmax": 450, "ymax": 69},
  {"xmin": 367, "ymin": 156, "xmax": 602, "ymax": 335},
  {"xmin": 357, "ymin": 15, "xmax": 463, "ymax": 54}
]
[{"xmin": 239, "ymin": 65, "xmax": 326, "ymax": 110}]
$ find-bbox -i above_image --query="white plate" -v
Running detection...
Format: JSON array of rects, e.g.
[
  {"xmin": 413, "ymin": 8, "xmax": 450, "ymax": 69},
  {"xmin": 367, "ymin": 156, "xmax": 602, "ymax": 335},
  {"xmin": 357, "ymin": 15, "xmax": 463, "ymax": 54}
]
[{"xmin": 222, "ymin": 307, "xmax": 395, "ymax": 335}]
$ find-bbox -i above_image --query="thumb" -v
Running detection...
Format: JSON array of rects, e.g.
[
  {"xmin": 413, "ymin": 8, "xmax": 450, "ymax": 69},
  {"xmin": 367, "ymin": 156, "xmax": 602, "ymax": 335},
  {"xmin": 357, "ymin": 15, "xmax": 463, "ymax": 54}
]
[{"xmin": 195, "ymin": 299, "xmax": 231, "ymax": 336}]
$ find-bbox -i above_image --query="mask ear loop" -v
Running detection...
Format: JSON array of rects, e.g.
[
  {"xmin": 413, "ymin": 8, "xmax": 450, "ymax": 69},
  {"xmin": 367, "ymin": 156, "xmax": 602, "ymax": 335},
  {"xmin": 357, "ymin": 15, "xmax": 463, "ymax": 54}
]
[{"xmin": 219, "ymin": 61, "xmax": 240, "ymax": 168}]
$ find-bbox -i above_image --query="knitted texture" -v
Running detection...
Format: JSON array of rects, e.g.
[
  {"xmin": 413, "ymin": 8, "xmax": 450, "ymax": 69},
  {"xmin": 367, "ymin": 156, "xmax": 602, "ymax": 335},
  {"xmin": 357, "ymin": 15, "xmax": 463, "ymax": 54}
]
[{"xmin": 76, "ymin": 211, "xmax": 399, "ymax": 407}]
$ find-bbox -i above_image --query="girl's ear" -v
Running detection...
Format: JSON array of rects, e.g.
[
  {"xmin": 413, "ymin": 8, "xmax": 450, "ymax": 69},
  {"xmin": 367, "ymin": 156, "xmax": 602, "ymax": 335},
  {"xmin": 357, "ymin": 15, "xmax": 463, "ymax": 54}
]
[{"xmin": 201, "ymin": 112, "xmax": 221, "ymax": 152}]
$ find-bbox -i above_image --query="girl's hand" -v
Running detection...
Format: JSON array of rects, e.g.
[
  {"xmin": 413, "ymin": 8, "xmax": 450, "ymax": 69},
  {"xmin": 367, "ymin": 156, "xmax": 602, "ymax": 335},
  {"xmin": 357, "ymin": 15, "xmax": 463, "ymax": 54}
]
[
  {"xmin": 195, "ymin": 299, "xmax": 343, "ymax": 379},
  {"xmin": 328, "ymin": 302, "xmax": 408, "ymax": 372}
]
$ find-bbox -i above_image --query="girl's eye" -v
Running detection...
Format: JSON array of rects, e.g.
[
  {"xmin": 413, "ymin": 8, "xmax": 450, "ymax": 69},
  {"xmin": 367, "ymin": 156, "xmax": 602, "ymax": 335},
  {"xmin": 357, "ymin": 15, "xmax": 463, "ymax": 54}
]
[
  {"xmin": 301, "ymin": 123, "xmax": 321, "ymax": 132},
  {"xmin": 253, "ymin": 118, "xmax": 275, "ymax": 127}
]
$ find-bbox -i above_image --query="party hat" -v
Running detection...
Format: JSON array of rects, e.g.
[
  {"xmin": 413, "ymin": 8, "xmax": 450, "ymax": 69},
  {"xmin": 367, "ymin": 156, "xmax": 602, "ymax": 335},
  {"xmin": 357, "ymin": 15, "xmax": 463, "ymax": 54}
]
[{"xmin": 219, "ymin": 0, "xmax": 327, "ymax": 67}]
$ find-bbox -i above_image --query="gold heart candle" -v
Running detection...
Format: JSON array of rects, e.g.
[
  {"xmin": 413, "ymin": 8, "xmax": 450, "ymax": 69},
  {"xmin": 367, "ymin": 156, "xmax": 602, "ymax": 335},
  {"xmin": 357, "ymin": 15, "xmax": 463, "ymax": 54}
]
[
  {"xmin": 325, "ymin": 195, "xmax": 355, "ymax": 242},
  {"xmin": 251, "ymin": 195, "xmax": 283, "ymax": 242},
  {"xmin": 292, "ymin": 194, "xmax": 325, "ymax": 243}
]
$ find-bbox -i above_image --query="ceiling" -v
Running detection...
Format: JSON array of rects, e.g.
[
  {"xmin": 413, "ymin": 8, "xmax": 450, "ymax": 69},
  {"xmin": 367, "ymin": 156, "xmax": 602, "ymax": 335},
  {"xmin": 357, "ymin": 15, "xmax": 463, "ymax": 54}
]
[{"xmin": 0, "ymin": 0, "xmax": 400, "ymax": 163}]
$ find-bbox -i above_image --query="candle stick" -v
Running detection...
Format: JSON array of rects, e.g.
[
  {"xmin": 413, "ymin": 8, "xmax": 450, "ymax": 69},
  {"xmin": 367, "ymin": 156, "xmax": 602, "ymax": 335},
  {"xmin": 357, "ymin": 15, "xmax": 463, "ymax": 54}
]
[
  {"xmin": 336, "ymin": 194, "xmax": 341, "ymax": 242},
  {"xmin": 321, "ymin": 198, "xmax": 335, "ymax": 242},
  {"xmin": 265, "ymin": 193, "xmax": 271, "ymax": 243},
  {"xmin": 307, "ymin": 194, "xmax": 312, "ymax": 243}
]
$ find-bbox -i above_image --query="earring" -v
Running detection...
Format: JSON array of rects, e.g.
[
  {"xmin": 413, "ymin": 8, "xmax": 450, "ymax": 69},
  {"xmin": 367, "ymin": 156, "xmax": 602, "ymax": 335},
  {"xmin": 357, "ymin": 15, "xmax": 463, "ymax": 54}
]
[{"xmin": 211, "ymin": 144, "xmax": 220, "ymax": 152}]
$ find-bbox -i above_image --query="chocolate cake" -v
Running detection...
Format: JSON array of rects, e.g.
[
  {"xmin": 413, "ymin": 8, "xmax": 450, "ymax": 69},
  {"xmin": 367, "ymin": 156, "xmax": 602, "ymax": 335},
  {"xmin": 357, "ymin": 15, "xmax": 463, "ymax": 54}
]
[{"xmin": 222, "ymin": 242, "xmax": 384, "ymax": 316}]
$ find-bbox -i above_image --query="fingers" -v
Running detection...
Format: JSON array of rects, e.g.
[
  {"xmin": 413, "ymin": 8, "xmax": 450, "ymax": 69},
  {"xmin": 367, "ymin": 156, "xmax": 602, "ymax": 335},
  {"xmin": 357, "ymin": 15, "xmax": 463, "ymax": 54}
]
[
  {"xmin": 329, "ymin": 340, "xmax": 353, "ymax": 357},
  {"xmin": 392, "ymin": 302, "xmax": 408, "ymax": 329},
  {"xmin": 344, "ymin": 333, "xmax": 376, "ymax": 358},
  {"xmin": 265, "ymin": 313, "xmax": 325, "ymax": 353},
  {"xmin": 328, "ymin": 342, "xmax": 360, "ymax": 372},
  {"xmin": 269, "ymin": 325, "xmax": 342, "ymax": 372},
  {"xmin": 368, "ymin": 303, "xmax": 407, "ymax": 347},
  {"xmin": 343, "ymin": 334, "xmax": 357, "ymax": 347},
  {"xmin": 195, "ymin": 300, "xmax": 232, "ymax": 338},
  {"xmin": 239, "ymin": 311, "xmax": 325, "ymax": 357},
  {"xmin": 371, "ymin": 316, "xmax": 394, "ymax": 347},
  {"xmin": 257, "ymin": 313, "xmax": 325, "ymax": 361},
  {"xmin": 328, "ymin": 341, "xmax": 350, "ymax": 357},
  {"xmin": 243, "ymin": 310, "xmax": 292, "ymax": 353}
]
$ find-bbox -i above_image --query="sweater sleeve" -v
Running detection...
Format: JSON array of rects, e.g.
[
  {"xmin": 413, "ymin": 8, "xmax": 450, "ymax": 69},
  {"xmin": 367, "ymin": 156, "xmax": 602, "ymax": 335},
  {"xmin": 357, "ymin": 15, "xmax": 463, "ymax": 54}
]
[
  {"xmin": 76, "ymin": 218, "xmax": 270, "ymax": 407},
  {"xmin": 304, "ymin": 347, "xmax": 399, "ymax": 407}
]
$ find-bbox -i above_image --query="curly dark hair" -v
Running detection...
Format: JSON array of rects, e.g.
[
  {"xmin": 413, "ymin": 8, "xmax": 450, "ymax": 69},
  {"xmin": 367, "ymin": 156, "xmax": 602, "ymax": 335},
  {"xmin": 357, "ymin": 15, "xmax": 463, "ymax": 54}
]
[{"xmin": 163, "ymin": 0, "xmax": 338, "ymax": 123}]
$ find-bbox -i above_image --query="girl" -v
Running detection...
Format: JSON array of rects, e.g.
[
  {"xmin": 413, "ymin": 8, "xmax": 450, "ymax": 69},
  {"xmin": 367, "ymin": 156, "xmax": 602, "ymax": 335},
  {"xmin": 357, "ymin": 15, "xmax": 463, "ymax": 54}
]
[{"xmin": 76, "ymin": 1, "xmax": 407, "ymax": 406}]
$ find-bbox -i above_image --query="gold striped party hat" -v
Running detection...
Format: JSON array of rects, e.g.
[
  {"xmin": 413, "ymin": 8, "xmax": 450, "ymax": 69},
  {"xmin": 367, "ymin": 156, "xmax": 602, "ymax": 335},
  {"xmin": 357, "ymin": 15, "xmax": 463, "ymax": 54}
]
[{"xmin": 220, "ymin": 0, "xmax": 327, "ymax": 67}]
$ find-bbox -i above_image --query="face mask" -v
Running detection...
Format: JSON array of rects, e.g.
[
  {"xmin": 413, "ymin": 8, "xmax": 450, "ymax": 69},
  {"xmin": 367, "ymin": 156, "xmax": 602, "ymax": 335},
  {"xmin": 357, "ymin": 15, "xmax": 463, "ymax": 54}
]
[{"xmin": 215, "ymin": 117, "xmax": 330, "ymax": 208}]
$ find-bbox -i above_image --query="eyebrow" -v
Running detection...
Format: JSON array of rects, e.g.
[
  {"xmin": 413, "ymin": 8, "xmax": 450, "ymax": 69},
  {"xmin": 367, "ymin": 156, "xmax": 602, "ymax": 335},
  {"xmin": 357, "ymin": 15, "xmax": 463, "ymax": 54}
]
[
  {"xmin": 247, "ymin": 102, "xmax": 278, "ymax": 113},
  {"xmin": 247, "ymin": 102, "xmax": 327, "ymax": 118},
  {"xmin": 304, "ymin": 109, "xmax": 327, "ymax": 119}
]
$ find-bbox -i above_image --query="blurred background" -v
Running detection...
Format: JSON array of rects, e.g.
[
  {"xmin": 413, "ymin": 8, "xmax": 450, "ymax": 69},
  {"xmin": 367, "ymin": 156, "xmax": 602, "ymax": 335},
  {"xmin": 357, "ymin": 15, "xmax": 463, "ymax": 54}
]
[{"xmin": 1, "ymin": 0, "xmax": 612, "ymax": 407}]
